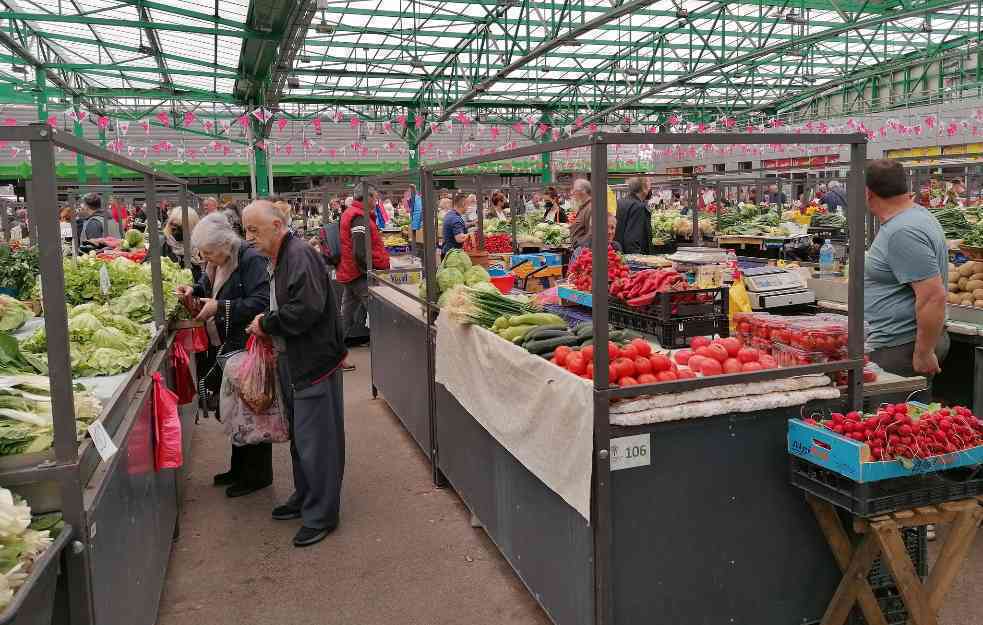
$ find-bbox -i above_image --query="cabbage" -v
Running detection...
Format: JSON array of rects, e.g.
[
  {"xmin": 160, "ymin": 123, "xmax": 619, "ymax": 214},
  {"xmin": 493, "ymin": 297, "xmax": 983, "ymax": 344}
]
[
  {"xmin": 82, "ymin": 348, "xmax": 136, "ymax": 376},
  {"xmin": 109, "ymin": 284, "xmax": 154, "ymax": 322},
  {"xmin": 464, "ymin": 265, "xmax": 490, "ymax": 286},
  {"xmin": 417, "ymin": 280, "xmax": 427, "ymax": 300},
  {"xmin": 67, "ymin": 313, "xmax": 102, "ymax": 342},
  {"xmin": 470, "ymin": 281, "xmax": 500, "ymax": 294},
  {"xmin": 0, "ymin": 297, "xmax": 31, "ymax": 332},
  {"xmin": 124, "ymin": 229, "xmax": 144, "ymax": 249},
  {"xmin": 436, "ymin": 268, "xmax": 464, "ymax": 291},
  {"xmin": 92, "ymin": 327, "xmax": 132, "ymax": 352},
  {"xmin": 441, "ymin": 249, "xmax": 471, "ymax": 273},
  {"xmin": 437, "ymin": 291, "xmax": 451, "ymax": 307}
]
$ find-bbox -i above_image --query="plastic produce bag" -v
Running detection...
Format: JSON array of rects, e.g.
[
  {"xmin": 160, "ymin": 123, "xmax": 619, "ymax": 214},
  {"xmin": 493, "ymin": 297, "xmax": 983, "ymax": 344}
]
[
  {"xmin": 220, "ymin": 348, "xmax": 288, "ymax": 447},
  {"xmin": 170, "ymin": 340, "xmax": 196, "ymax": 405},
  {"xmin": 237, "ymin": 336, "xmax": 276, "ymax": 413},
  {"xmin": 152, "ymin": 372, "xmax": 183, "ymax": 470},
  {"xmin": 191, "ymin": 327, "xmax": 209, "ymax": 353}
]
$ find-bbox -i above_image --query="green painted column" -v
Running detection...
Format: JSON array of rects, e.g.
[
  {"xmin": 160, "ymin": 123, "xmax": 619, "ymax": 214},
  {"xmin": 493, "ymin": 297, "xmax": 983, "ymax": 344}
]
[
  {"xmin": 406, "ymin": 106, "xmax": 421, "ymax": 187},
  {"xmin": 97, "ymin": 127, "xmax": 109, "ymax": 183},
  {"xmin": 72, "ymin": 96, "xmax": 86, "ymax": 184},
  {"xmin": 252, "ymin": 121, "xmax": 270, "ymax": 197},
  {"xmin": 34, "ymin": 71, "xmax": 45, "ymax": 121},
  {"xmin": 540, "ymin": 110, "xmax": 553, "ymax": 184}
]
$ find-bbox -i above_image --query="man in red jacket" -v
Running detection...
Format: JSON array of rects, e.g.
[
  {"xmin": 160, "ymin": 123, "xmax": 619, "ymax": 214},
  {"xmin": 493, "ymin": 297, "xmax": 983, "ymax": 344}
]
[{"xmin": 337, "ymin": 184, "xmax": 390, "ymax": 364}]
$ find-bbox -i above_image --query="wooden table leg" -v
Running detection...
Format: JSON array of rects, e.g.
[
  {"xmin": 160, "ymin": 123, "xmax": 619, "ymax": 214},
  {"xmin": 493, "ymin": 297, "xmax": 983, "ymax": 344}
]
[
  {"xmin": 819, "ymin": 533, "xmax": 883, "ymax": 625},
  {"xmin": 871, "ymin": 520, "xmax": 938, "ymax": 625},
  {"xmin": 806, "ymin": 496, "xmax": 890, "ymax": 625},
  {"xmin": 925, "ymin": 506, "xmax": 983, "ymax": 613}
]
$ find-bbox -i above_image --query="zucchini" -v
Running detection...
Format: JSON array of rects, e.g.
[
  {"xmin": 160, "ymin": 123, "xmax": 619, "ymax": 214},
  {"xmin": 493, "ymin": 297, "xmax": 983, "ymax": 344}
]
[
  {"xmin": 574, "ymin": 321, "xmax": 593, "ymax": 337},
  {"xmin": 509, "ymin": 312, "xmax": 566, "ymax": 327},
  {"xmin": 541, "ymin": 350, "xmax": 555, "ymax": 360},
  {"xmin": 522, "ymin": 324, "xmax": 570, "ymax": 343},
  {"xmin": 580, "ymin": 338, "xmax": 593, "ymax": 347},
  {"xmin": 525, "ymin": 334, "xmax": 580, "ymax": 354},
  {"xmin": 499, "ymin": 324, "xmax": 536, "ymax": 341}
]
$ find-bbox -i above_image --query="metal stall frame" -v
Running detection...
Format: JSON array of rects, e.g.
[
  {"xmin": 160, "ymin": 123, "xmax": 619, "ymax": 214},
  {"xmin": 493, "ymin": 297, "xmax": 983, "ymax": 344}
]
[
  {"xmin": 396, "ymin": 130, "xmax": 869, "ymax": 625},
  {"xmin": 0, "ymin": 123, "xmax": 190, "ymax": 625}
]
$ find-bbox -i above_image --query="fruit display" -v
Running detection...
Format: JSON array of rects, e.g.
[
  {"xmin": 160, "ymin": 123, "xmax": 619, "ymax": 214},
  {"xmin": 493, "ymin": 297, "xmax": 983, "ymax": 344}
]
[
  {"xmin": 383, "ymin": 233, "xmax": 408, "ymax": 248},
  {"xmin": 801, "ymin": 403, "xmax": 983, "ymax": 463},
  {"xmin": 946, "ymin": 260, "xmax": 983, "ymax": 306},
  {"xmin": 468, "ymin": 233, "xmax": 511, "ymax": 254},
  {"xmin": 567, "ymin": 246, "xmax": 628, "ymax": 293}
]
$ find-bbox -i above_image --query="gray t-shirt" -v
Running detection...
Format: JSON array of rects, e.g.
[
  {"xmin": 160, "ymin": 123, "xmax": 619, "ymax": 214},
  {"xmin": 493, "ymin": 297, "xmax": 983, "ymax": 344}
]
[{"xmin": 864, "ymin": 205, "xmax": 948, "ymax": 349}]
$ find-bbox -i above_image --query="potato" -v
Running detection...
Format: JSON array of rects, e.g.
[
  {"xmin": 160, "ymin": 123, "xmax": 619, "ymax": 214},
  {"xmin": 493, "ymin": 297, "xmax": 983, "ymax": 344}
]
[
  {"xmin": 949, "ymin": 262, "xmax": 958, "ymax": 273},
  {"xmin": 949, "ymin": 293, "xmax": 963, "ymax": 304},
  {"xmin": 959, "ymin": 277, "xmax": 969, "ymax": 290},
  {"xmin": 959, "ymin": 262, "xmax": 978, "ymax": 277},
  {"xmin": 966, "ymin": 280, "xmax": 983, "ymax": 292},
  {"xmin": 950, "ymin": 282, "xmax": 961, "ymax": 293},
  {"xmin": 962, "ymin": 294, "xmax": 975, "ymax": 305},
  {"xmin": 970, "ymin": 273, "xmax": 983, "ymax": 282},
  {"xmin": 972, "ymin": 289, "xmax": 983, "ymax": 301},
  {"xmin": 974, "ymin": 300, "xmax": 983, "ymax": 308}
]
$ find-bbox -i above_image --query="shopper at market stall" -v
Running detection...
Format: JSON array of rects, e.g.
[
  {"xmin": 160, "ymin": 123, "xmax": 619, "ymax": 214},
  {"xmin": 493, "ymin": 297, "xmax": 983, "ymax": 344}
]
[
  {"xmin": 864, "ymin": 158, "xmax": 949, "ymax": 380},
  {"xmin": 203, "ymin": 196, "xmax": 219, "ymax": 214},
  {"xmin": 614, "ymin": 177, "xmax": 652, "ymax": 255},
  {"xmin": 765, "ymin": 183, "xmax": 787, "ymax": 205},
  {"xmin": 407, "ymin": 184, "xmax": 423, "ymax": 239},
  {"xmin": 543, "ymin": 186, "xmax": 567, "ymax": 223},
  {"xmin": 567, "ymin": 178, "xmax": 593, "ymax": 250},
  {"xmin": 162, "ymin": 207, "xmax": 203, "ymax": 280},
  {"xmin": 243, "ymin": 200, "xmax": 347, "ymax": 548},
  {"xmin": 442, "ymin": 192, "xmax": 469, "ymax": 256},
  {"xmin": 488, "ymin": 191, "xmax": 509, "ymax": 220},
  {"xmin": 77, "ymin": 192, "xmax": 119, "ymax": 250},
  {"xmin": 337, "ymin": 184, "xmax": 391, "ymax": 352},
  {"xmin": 178, "ymin": 212, "xmax": 272, "ymax": 498},
  {"xmin": 822, "ymin": 180, "xmax": 848, "ymax": 214}
]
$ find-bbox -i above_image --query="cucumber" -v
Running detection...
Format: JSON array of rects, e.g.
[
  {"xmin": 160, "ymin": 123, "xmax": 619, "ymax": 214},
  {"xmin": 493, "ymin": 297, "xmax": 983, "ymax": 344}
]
[
  {"xmin": 525, "ymin": 334, "xmax": 580, "ymax": 354},
  {"xmin": 522, "ymin": 324, "xmax": 570, "ymax": 343},
  {"xmin": 580, "ymin": 338, "xmax": 593, "ymax": 347},
  {"xmin": 574, "ymin": 322, "xmax": 593, "ymax": 337},
  {"xmin": 541, "ymin": 350, "xmax": 555, "ymax": 360}
]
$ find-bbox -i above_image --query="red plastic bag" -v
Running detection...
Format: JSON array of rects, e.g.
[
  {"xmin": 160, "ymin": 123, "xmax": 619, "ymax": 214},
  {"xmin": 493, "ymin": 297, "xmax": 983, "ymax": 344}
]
[
  {"xmin": 191, "ymin": 326, "xmax": 209, "ymax": 352},
  {"xmin": 170, "ymin": 340, "xmax": 196, "ymax": 405},
  {"xmin": 152, "ymin": 372, "xmax": 183, "ymax": 471},
  {"xmin": 238, "ymin": 336, "xmax": 276, "ymax": 414}
]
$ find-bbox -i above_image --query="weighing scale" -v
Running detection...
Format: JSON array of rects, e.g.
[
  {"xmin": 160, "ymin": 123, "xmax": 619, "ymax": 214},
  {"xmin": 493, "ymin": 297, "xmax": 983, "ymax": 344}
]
[{"xmin": 742, "ymin": 266, "xmax": 816, "ymax": 309}]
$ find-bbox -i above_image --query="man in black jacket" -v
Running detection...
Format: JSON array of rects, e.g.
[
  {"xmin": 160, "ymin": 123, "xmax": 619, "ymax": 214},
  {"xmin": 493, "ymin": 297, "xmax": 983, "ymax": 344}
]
[
  {"xmin": 614, "ymin": 177, "xmax": 652, "ymax": 255},
  {"xmin": 243, "ymin": 200, "xmax": 347, "ymax": 548}
]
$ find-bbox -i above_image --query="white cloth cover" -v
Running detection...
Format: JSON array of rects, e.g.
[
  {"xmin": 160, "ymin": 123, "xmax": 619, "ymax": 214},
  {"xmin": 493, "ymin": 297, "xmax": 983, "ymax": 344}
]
[{"xmin": 435, "ymin": 310, "xmax": 594, "ymax": 521}]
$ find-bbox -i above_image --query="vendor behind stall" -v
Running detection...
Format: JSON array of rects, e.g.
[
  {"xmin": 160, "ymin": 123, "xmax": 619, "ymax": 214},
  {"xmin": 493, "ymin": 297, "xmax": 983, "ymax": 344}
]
[
  {"xmin": 822, "ymin": 180, "xmax": 848, "ymax": 214},
  {"xmin": 864, "ymin": 158, "xmax": 949, "ymax": 380},
  {"xmin": 614, "ymin": 177, "xmax": 652, "ymax": 254},
  {"xmin": 567, "ymin": 178, "xmax": 593, "ymax": 250},
  {"xmin": 441, "ymin": 193, "xmax": 469, "ymax": 256}
]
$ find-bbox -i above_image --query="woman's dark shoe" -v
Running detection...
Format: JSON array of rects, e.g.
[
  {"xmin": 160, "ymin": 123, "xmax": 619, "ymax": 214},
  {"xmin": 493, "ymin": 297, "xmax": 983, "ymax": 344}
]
[
  {"xmin": 271, "ymin": 504, "xmax": 301, "ymax": 520},
  {"xmin": 226, "ymin": 481, "xmax": 271, "ymax": 498},
  {"xmin": 213, "ymin": 471, "xmax": 236, "ymax": 486}
]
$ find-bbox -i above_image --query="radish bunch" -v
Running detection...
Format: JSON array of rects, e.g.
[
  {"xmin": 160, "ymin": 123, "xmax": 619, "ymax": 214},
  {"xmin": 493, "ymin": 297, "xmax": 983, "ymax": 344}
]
[{"xmin": 803, "ymin": 404, "xmax": 983, "ymax": 462}]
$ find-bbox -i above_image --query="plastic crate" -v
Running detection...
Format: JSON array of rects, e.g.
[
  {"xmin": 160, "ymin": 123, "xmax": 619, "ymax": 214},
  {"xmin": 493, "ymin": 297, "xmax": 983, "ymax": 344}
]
[
  {"xmin": 543, "ymin": 304, "xmax": 593, "ymax": 327},
  {"xmin": 849, "ymin": 587, "xmax": 909, "ymax": 625},
  {"xmin": 609, "ymin": 303, "xmax": 728, "ymax": 348},
  {"xmin": 0, "ymin": 527, "xmax": 70, "ymax": 625},
  {"xmin": 789, "ymin": 455, "xmax": 983, "ymax": 517},
  {"xmin": 615, "ymin": 286, "xmax": 729, "ymax": 321},
  {"xmin": 866, "ymin": 527, "xmax": 927, "ymax": 588}
]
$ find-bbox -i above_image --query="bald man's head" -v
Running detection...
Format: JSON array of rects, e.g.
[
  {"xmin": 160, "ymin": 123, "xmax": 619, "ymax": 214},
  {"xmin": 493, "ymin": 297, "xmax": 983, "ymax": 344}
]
[{"xmin": 243, "ymin": 199, "xmax": 287, "ymax": 257}]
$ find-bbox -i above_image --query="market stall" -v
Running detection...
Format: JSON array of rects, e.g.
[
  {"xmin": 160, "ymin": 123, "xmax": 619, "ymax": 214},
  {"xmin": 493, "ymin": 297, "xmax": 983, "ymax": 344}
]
[
  {"xmin": 368, "ymin": 130, "xmax": 877, "ymax": 625},
  {"xmin": 0, "ymin": 124, "xmax": 198, "ymax": 625}
]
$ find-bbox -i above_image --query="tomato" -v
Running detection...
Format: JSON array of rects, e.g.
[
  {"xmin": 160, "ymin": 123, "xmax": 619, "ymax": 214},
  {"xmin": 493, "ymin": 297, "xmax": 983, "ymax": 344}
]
[
  {"xmin": 690, "ymin": 336, "xmax": 711, "ymax": 349},
  {"xmin": 674, "ymin": 349, "xmax": 692, "ymax": 365},
  {"xmin": 580, "ymin": 345, "xmax": 594, "ymax": 361},
  {"xmin": 566, "ymin": 354, "xmax": 586, "ymax": 375},
  {"xmin": 758, "ymin": 354, "xmax": 778, "ymax": 369},
  {"xmin": 677, "ymin": 369, "xmax": 696, "ymax": 379},
  {"xmin": 631, "ymin": 338, "xmax": 652, "ymax": 357},
  {"xmin": 650, "ymin": 354, "xmax": 672, "ymax": 373},
  {"xmin": 695, "ymin": 346, "xmax": 714, "ymax": 360},
  {"xmin": 634, "ymin": 357, "xmax": 653, "ymax": 376},
  {"xmin": 700, "ymin": 358, "xmax": 723, "ymax": 376},
  {"xmin": 620, "ymin": 376, "xmax": 639, "ymax": 386},
  {"xmin": 720, "ymin": 337, "xmax": 742, "ymax": 357},
  {"xmin": 723, "ymin": 358, "xmax": 743, "ymax": 374},
  {"xmin": 607, "ymin": 341, "xmax": 621, "ymax": 360},
  {"xmin": 609, "ymin": 364, "xmax": 620, "ymax": 383},
  {"xmin": 688, "ymin": 355, "xmax": 706, "ymax": 371},
  {"xmin": 657, "ymin": 371, "xmax": 678, "ymax": 382},
  {"xmin": 738, "ymin": 322, "xmax": 751, "ymax": 334},
  {"xmin": 737, "ymin": 347, "xmax": 759, "ymax": 364},
  {"xmin": 637, "ymin": 373, "xmax": 658, "ymax": 384},
  {"xmin": 616, "ymin": 357, "xmax": 636, "ymax": 380},
  {"xmin": 620, "ymin": 344, "xmax": 639, "ymax": 360},
  {"xmin": 706, "ymin": 344, "xmax": 729, "ymax": 364},
  {"xmin": 587, "ymin": 362, "xmax": 594, "ymax": 376},
  {"xmin": 554, "ymin": 345, "xmax": 573, "ymax": 366},
  {"xmin": 742, "ymin": 361, "xmax": 764, "ymax": 372},
  {"xmin": 863, "ymin": 370, "xmax": 877, "ymax": 382}
]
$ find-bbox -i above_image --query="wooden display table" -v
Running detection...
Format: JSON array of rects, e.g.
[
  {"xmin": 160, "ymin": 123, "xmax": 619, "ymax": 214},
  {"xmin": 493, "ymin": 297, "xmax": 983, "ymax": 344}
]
[{"xmin": 807, "ymin": 494, "xmax": 982, "ymax": 625}]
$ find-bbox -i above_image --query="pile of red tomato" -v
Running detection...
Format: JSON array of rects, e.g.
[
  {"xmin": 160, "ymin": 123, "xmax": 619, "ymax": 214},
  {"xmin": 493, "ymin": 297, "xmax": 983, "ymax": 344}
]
[
  {"xmin": 552, "ymin": 338, "xmax": 696, "ymax": 385},
  {"xmin": 673, "ymin": 336, "xmax": 777, "ymax": 377}
]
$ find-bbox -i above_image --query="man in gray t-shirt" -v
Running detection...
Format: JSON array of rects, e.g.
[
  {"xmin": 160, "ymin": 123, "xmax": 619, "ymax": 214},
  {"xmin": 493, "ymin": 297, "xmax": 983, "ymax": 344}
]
[{"xmin": 864, "ymin": 159, "xmax": 949, "ymax": 378}]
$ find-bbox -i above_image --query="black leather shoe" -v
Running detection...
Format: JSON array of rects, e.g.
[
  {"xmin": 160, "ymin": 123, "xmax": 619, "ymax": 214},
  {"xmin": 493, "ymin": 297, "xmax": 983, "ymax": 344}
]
[
  {"xmin": 226, "ymin": 482, "xmax": 271, "ymax": 498},
  {"xmin": 271, "ymin": 504, "xmax": 302, "ymax": 521},
  {"xmin": 213, "ymin": 471, "xmax": 236, "ymax": 486},
  {"xmin": 293, "ymin": 525, "xmax": 335, "ymax": 547}
]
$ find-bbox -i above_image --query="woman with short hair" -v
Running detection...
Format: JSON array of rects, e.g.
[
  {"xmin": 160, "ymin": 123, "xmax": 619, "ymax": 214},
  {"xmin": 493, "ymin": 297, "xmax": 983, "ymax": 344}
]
[{"xmin": 176, "ymin": 213, "xmax": 272, "ymax": 498}]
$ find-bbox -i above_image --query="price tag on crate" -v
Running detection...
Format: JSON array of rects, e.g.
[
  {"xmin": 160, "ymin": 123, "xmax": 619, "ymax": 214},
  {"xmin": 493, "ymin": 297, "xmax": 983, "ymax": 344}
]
[
  {"xmin": 610, "ymin": 433, "xmax": 651, "ymax": 471},
  {"xmin": 99, "ymin": 264, "xmax": 111, "ymax": 297},
  {"xmin": 87, "ymin": 421, "xmax": 118, "ymax": 463}
]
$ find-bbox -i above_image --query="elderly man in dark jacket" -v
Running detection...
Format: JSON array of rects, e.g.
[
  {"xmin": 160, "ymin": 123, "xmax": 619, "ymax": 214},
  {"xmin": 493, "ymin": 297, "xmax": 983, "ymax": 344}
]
[
  {"xmin": 614, "ymin": 177, "xmax": 652, "ymax": 255},
  {"xmin": 243, "ymin": 200, "xmax": 347, "ymax": 548}
]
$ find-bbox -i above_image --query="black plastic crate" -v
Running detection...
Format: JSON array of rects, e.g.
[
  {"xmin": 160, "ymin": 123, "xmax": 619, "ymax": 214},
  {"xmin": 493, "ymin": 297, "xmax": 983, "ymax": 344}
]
[
  {"xmin": 609, "ymin": 304, "xmax": 728, "ymax": 348},
  {"xmin": 613, "ymin": 286, "xmax": 729, "ymax": 321},
  {"xmin": 806, "ymin": 587, "xmax": 908, "ymax": 625},
  {"xmin": 867, "ymin": 527, "xmax": 927, "ymax": 588},
  {"xmin": 790, "ymin": 455, "xmax": 983, "ymax": 517}
]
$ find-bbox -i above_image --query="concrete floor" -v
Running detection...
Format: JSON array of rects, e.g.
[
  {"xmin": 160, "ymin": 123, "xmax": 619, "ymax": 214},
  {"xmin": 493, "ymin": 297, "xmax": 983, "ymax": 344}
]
[{"xmin": 158, "ymin": 345, "xmax": 983, "ymax": 625}]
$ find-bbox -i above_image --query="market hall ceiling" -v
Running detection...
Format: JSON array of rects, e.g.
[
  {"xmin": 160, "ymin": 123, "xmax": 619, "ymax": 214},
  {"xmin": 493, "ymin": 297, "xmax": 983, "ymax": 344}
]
[{"xmin": 0, "ymin": 0, "xmax": 975, "ymax": 131}]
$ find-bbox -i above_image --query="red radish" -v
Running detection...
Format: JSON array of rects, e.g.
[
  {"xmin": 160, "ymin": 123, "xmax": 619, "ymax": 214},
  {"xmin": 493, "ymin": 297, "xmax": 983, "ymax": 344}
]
[
  {"xmin": 706, "ymin": 344, "xmax": 729, "ymax": 364},
  {"xmin": 631, "ymin": 339, "xmax": 652, "ymax": 357},
  {"xmin": 723, "ymin": 358, "xmax": 742, "ymax": 374},
  {"xmin": 690, "ymin": 336, "xmax": 711, "ymax": 349},
  {"xmin": 674, "ymin": 349, "xmax": 693, "ymax": 365},
  {"xmin": 650, "ymin": 354, "xmax": 672, "ymax": 373},
  {"xmin": 637, "ymin": 373, "xmax": 657, "ymax": 384},
  {"xmin": 741, "ymin": 361, "xmax": 763, "ymax": 372},
  {"xmin": 620, "ymin": 376, "xmax": 639, "ymax": 386},
  {"xmin": 700, "ymin": 359, "xmax": 723, "ymax": 376},
  {"xmin": 720, "ymin": 337, "xmax": 742, "ymax": 357},
  {"xmin": 657, "ymin": 371, "xmax": 678, "ymax": 382},
  {"xmin": 737, "ymin": 347, "xmax": 759, "ymax": 364},
  {"xmin": 677, "ymin": 369, "xmax": 696, "ymax": 379},
  {"xmin": 634, "ymin": 357, "xmax": 653, "ymax": 376}
]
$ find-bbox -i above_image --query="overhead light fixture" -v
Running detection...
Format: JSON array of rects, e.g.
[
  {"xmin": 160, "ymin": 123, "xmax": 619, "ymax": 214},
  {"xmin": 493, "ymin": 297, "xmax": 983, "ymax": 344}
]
[
  {"xmin": 784, "ymin": 11, "xmax": 807, "ymax": 25},
  {"xmin": 316, "ymin": 0, "xmax": 331, "ymax": 8},
  {"xmin": 299, "ymin": 55, "xmax": 312, "ymax": 64},
  {"xmin": 496, "ymin": 0, "xmax": 519, "ymax": 7},
  {"xmin": 920, "ymin": 19, "xmax": 932, "ymax": 33},
  {"xmin": 410, "ymin": 56, "xmax": 425, "ymax": 69},
  {"xmin": 787, "ymin": 48, "xmax": 806, "ymax": 57},
  {"xmin": 314, "ymin": 19, "xmax": 336, "ymax": 34},
  {"xmin": 541, "ymin": 63, "xmax": 550, "ymax": 73},
  {"xmin": 560, "ymin": 40, "xmax": 582, "ymax": 47},
  {"xmin": 675, "ymin": 7, "xmax": 688, "ymax": 18},
  {"xmin": 137, "ymin": 45, "xmax": 153, "ymax": 55},
  {"xmin": 623, "ymin": 66, "xmax": 639, "ymax": 76},
  {"xmin": 10, "ymin": 65, "xmax": 26, "ymax": 75},
  {"xmin": 287, "ymin": 76, "xmax": 301, "ymax": 89}
]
